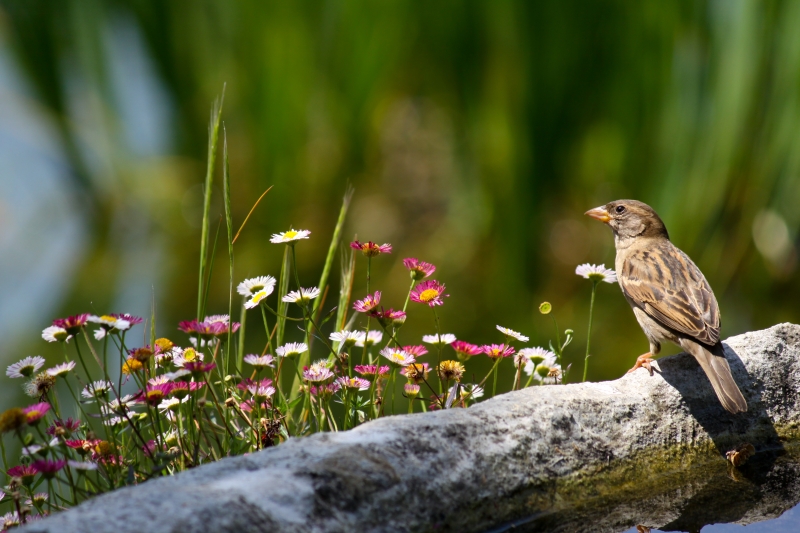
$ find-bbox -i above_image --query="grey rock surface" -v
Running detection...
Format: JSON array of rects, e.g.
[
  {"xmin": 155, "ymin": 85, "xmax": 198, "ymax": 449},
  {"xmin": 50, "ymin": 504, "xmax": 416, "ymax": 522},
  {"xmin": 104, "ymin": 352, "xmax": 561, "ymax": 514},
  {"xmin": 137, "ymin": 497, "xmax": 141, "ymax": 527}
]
[{"xmin": 24, "ymin": 323, "xmax": 800, "ymax": 533}]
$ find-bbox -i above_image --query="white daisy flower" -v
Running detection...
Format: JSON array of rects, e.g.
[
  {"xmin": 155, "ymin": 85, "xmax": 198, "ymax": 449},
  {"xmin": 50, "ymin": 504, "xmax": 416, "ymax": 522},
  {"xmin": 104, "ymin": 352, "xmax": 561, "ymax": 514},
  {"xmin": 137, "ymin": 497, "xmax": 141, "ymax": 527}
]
[
  {"xmin": 355, "ymin": 330, "xmax": 383, "ymax": 348},
  {"xmin": 519, "ymin": 347, "xmax": 557, "ymax": 375},
  {"xmin": 46, "ymin": 361, "xmax": 76, "ymax": 377},
  {"xmin": 281, "ymin": 287, "xmax": 321, "ymax": 304},
  {"xmin": 93, "ymin": 328, "xmax": 107, "ymax": 340},
  {"xmin": 244, "ymin": 290, "xmax": 271, "ymax": 309},
  {"xmin": 204, "ymin": 314, "xmax": 230, "ymax": 324},
  {"xmin": 379, "ymin": 347, "xmax": 415, "ymax": 367},
  {"xmin": 68, "ymin": 460, "xmax": 98, "ymax": 471},
  {"xmin": 575, "ymin": 263, "xmax": 617, "ymax": 283},
  {"xmin": 158, "ymin": 397, "xmax": 183, "ymax": 412},
  {"xmin": 173, "ymin": 348, "xmax": 204, "ymax": 368},
  {"xmin": 164, "ymin": 369, "xmax": 191, "ymax": 382},
  {"xmin": 276, "ymin": 343, "xmax": 308, "ymax": 358},
  {"xmin": 41, "ymin": 326, "xmax": 70, "ymax": 343},
  {"xmin": 330, "ymin": 330, "xmax": 361, "ymax": 345},
  {"xmin": 270, "ymin": 229, "xmax": 311, "ymax": 244},
  {"xmin": 237, "ymin": 275, "xmax": 277, "ymax": 297},
  {"xmin": 87, "ymin": 315, "xmax": 132, "ymax": 331},
  {"xmin": 104, "ymin": 416, "xmax": 125, "ymax": 427},
  {"xmin": 155, "ymin": 347, "xmax": 180, "ymax": 366},
  {"xmin": 302, "ymin": 360, "xmax": 334, "ymax": 382},
  {"xmin": 6, "ymin": 356, "xmax": 46, "ymax": 378},
  {"xmin": 81, "ymin": 380, "xmax": 113, "ymax": 399},
  {"xmin": 422, "ymin": 333, "xmax": 457, "ymax": 346},
  {"xmin": 496, "ymin": 326, "xmax": 529, "ymax": 342},
  {"xmin": 243, "ymin": 354, "xmax": 275, "ymax": 368},
  {"xmin": 461, "ymin": 383, "xmax": 484, "ymax": 400},
  {"xmin": 188, "ymin": 336, "xmax": 216, "ymax": 349}
]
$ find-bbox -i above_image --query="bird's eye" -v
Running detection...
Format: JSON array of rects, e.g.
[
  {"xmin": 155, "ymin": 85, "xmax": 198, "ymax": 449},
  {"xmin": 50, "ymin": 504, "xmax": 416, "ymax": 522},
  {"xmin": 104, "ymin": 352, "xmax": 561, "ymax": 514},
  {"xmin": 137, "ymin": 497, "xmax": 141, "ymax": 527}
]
[{"xmin": 615, "ymin": 205, "xmax": 626, "ymax": 214}]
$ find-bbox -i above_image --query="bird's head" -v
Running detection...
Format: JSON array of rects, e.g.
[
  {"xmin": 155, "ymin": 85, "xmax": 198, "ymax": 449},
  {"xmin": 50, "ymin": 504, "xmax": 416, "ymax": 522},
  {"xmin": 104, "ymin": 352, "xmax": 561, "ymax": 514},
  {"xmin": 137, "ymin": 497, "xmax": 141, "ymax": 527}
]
[{"xmin": 585, "ymin": 200, "xmax": 669, "ymax": 241}]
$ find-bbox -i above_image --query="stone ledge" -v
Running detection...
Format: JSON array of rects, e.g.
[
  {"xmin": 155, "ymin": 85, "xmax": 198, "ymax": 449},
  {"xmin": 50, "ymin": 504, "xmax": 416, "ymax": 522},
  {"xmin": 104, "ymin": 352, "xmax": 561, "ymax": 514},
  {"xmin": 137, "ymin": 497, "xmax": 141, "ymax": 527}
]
[{"xmin": 24, "ymin": 323, "xmax": 800, "ymax": 532}]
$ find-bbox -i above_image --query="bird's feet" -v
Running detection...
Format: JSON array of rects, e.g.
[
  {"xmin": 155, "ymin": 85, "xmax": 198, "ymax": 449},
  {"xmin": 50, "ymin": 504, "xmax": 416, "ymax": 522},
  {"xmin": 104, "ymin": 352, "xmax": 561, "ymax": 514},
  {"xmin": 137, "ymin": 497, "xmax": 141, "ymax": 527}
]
[{"xmin": 627, "ymin": 353, "xmax": 655, "ymax": 376}]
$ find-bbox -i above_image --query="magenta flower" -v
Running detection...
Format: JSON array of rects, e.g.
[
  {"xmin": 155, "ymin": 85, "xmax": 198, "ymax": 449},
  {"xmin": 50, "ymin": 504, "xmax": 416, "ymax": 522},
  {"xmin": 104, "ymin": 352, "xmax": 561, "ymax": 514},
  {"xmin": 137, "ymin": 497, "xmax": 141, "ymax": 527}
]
[
  {"xmin": 369, "ymin": 308, "xmax": 407, "ymax": 327},
  {"xmin": 47, "ymin": 418, "xmax": 81, "ymax": 437},
  {"xmin": 350, "ymin": 240, "xmax": 392, "ymax": 257},
  {"xmin": 409, "ymin": 280, "xmax": 449, "ymax": 307},
  {"xmin": 451, "ymin": 341, "xmax": 483, "ymax": 358},
  {"xmin": 482, "ymin": 344, "xmax": 516, "ymax": 359},
  {"xmin": 178, "ymin": 315, "xmax": 240, "ymax": 337},
  {"xmin": 183, "ymin": 362, "xmax": 217, "ymax": 374},
  {"xmin": 403, "ymin": 258, "xmax": 436, "ymax": 280},
  {"xmin": 354, "ymin": 365, "xmax": 390, "ymax": 377},
  {"xmin": 52, "ymin": 314, "xmax": 89, "ymax": 335},
  {"xmin": 31, "ymin": 459, "xmax": 65, "ymax": 479},
  {"xmin": 7, "ymin": 464, "xmax": 38, "ymax": 484},
  {"xmin": 335, "ymin": 376, "xmax": 371, "ymax": 391},
  {"xmin": 111, "ymin": 313, "xmax": 143, "ymax": 325},
  {"xmin": 22, "ymin": 403, "xmax": 50, "ymax": 424},
  {"xmin": 403, "ymin": 345, "xmax": 429, "ymax": 357},
  {"xmin": 135, "ymin": 383, "xmax": 175, "ymax": 405},
  {"xmin": 353, "ymin": 291, "xmax": 381, "ymax": 313},
  {"xmin": 309, "ymin": 382, "xmax": 341, "ymax": 397}
]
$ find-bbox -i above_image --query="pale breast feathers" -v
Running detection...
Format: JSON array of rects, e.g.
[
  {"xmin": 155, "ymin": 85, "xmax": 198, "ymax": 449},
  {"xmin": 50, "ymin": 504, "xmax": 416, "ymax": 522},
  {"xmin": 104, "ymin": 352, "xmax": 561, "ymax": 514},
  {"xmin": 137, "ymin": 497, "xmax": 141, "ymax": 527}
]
[{"xmin": 619, "ymin": 243, "xmax": 720, "ymax": 346}]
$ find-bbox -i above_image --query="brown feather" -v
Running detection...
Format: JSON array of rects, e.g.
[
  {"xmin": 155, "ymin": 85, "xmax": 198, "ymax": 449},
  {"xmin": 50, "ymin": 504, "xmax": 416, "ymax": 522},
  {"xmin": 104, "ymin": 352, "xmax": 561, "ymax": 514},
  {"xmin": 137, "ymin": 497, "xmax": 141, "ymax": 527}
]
[{"xmin": 680, "ymin": 339, "xmax": 748, "ymax": 414}]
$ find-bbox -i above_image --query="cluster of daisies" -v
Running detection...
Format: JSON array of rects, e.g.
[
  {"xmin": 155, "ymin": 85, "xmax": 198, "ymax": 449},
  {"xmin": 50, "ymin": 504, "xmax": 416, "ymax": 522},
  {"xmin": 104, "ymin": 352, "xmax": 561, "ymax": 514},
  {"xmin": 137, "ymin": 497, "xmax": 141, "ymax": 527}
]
[{"xmin": 0, "ymin": 227, "xmax": 572, "ymax": 525}]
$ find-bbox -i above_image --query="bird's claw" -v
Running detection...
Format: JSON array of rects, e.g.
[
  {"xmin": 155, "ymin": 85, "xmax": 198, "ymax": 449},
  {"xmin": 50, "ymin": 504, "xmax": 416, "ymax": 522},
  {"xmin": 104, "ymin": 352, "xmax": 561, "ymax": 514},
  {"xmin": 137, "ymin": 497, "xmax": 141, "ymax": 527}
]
[{"xmin": 627, "ymin": 353, "xmax": 656, "ymax": 376}]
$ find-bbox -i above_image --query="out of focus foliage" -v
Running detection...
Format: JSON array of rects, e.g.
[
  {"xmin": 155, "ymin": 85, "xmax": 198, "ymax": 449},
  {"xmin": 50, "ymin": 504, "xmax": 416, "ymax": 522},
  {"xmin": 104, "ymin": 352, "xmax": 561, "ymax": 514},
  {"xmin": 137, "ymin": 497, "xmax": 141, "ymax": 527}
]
[{"xmin": 0, "ymin": 0, "xmax": 798, "ymax": 393}]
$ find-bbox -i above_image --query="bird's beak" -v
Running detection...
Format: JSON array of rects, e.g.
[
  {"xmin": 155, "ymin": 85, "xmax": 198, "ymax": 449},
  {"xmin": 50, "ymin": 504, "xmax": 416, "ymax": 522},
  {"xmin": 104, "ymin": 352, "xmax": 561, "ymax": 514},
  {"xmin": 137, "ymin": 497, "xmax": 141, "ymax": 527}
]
[{"xmin": 585, "ymin": 206, "xmax": 611, "ymax": 223}]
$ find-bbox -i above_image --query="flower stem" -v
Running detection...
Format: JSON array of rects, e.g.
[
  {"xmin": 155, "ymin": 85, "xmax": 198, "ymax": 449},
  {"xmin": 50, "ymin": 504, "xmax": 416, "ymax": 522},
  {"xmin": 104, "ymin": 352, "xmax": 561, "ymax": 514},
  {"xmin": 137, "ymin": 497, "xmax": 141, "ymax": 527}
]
[{"xmin": 582, "ymin": 280, "xmax": 598, "ymax": 382}]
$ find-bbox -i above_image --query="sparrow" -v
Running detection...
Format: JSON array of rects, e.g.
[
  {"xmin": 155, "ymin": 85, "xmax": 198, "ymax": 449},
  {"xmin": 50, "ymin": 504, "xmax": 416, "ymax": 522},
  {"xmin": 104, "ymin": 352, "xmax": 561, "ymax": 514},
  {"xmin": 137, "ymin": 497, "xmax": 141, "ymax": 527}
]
[{"xmin": 585, "ymin": 200, "xmax": 747, "ymax": 414}]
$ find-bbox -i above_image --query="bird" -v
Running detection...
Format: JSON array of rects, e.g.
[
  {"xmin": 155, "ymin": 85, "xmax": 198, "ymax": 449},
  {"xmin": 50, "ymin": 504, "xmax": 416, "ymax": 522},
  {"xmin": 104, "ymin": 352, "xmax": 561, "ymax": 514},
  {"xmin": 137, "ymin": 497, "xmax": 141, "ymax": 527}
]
[{"xmin": 585, "ymin": 199, "xmax": 747, "ymax": 414}]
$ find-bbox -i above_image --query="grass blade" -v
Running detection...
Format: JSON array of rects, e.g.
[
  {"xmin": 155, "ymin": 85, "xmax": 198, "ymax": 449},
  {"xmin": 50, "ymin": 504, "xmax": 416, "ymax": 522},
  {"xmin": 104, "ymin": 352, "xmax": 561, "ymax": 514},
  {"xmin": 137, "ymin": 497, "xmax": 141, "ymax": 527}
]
[
  {"xmin": 196, "ymin": 85, "xmax": 226, "ymax": 319},
  {"xmin": 312, "ymin": 185, "xmax": 354, "ymax": 317},
  {"xmin": 223, "ymin": 126, "xmax": 234, "ymax": 374}
]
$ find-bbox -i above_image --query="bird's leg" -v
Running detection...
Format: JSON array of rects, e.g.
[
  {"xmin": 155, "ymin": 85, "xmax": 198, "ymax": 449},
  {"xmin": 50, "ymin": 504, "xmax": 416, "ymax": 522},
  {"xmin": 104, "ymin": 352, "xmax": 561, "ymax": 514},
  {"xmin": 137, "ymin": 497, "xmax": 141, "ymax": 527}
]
[{"xmin": 627, "ymin": 353, "xmax": 655, "ymax": 376}]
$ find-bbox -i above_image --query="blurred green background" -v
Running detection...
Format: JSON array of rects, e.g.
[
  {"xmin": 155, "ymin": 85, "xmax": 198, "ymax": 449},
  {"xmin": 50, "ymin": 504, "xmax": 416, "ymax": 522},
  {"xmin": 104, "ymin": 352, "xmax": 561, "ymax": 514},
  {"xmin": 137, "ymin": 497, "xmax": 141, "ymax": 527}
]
[{"xmin": 1, "ymin": 0, "xmax": 799, "ymax": 406}]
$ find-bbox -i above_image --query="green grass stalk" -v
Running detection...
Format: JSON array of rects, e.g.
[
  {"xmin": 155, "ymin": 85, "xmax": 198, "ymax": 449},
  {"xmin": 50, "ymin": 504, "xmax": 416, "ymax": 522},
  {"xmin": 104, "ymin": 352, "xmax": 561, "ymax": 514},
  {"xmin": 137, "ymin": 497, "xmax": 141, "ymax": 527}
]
[{"xmin": 196, "ymin": 86, "xmax": 226, "ymax": 319}]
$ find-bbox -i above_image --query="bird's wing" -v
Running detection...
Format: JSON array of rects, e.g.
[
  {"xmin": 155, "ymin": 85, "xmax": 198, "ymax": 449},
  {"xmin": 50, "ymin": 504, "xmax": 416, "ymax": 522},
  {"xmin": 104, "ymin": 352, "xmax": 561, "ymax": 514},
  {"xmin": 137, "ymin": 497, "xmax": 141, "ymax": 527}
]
[{"xmin": 619, "ymin": 241, "xmax": 720, "ymax": 346}]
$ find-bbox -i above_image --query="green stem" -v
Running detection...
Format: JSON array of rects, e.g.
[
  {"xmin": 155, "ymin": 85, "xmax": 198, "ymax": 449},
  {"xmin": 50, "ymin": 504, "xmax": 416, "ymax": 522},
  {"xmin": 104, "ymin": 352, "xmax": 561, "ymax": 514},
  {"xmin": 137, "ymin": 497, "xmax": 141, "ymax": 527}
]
[{"xmin": 582, "ymin": 280, "xmax": 598, "ymax": 383}]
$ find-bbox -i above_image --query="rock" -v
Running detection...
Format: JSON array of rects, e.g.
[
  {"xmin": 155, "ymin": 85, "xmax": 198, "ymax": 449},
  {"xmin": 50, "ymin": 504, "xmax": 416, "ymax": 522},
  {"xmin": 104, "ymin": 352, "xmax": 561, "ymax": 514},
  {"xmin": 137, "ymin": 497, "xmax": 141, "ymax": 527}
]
[{"xmin": 23, "ymin": 324, "xmax": 800, "ymax": 533}]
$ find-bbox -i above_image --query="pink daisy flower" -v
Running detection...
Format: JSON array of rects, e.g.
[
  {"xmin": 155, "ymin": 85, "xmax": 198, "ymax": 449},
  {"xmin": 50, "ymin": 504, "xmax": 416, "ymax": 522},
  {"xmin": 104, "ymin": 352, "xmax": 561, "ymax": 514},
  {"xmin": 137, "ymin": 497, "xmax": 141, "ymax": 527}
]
[
  {"xmin": 403, "ymin": 345, "xmax": 428, "ymax": 357},
  {"xmin": 354, "ymin": 365, "xmax": 390, "ymax": 377},
  {"xmin": 31, "ymin": 459, "xmax": 65, "ymax": 479},
  {"xmin": 370, "ymin": 308, "xmax": 407, "ymax": 327},
  {"xmin": 403, "ymin": 258, "xmax": 436, "ymax": 280},
  {"xmin": 353, "ymin": 291, "xmax": 381, "ymax": 313},
  {"xmin": 22, "ymin": 403, "xmax": 50, "ymax": 424},
  {"xmin": 335, "ymin": 376, "xmax": 371, "ymax": 391},
  {"xmin": 51, "ymin": 314, "xmax": 89, "ymax": 335},
  {"xmin": 47, "ymin": 418, "xmax": 81, "ymax": 437},
  {"xmin": 7, "ymin": 464, "xmax": 38, "ymax": 483},
  {"xmin": 482, "ymin": 344, "xmax": 516, "ymax": 359},
  {"xmin": 183, "ymin": 361, "xmax": 217, "ymax": 374},
  {"xmin": 350, "ymin": 240, "xmax": 392, "ymax": 257},
  {"xmin": 409, "ymin": 280, "xmax": 448, "ymax": 307},
  {"xmin": 404, "ymin": 383, "xmax": 421, "ymax": 398},
  {"xmin": 451, "ymin": 341, "xmax": 483, "ymax": 358}
]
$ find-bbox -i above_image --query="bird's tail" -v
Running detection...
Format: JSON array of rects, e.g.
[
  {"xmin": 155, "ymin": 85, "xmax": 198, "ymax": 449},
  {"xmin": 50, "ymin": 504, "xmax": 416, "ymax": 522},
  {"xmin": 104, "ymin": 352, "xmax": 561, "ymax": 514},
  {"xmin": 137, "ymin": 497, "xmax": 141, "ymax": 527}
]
[{"xmin": 680, "ymin": 339, "xmax": 748, "ymax": 414}]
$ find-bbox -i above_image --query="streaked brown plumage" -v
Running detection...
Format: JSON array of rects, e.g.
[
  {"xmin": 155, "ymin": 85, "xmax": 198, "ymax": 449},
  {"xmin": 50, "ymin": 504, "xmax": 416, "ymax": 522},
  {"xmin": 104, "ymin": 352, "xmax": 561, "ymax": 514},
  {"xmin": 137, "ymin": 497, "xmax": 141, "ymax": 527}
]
[{"xmin": 585, "ymin": 199, "xmax": 747, "ymax": 414}]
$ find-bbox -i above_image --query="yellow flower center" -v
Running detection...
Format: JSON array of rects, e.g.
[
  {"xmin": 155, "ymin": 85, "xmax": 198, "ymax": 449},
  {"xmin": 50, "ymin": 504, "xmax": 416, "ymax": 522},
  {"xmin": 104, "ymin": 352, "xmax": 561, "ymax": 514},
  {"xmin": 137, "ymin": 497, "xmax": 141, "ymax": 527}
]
[
  {"xmin": 394, "ymin": 353, "xmax": 407, "ymax": 363},
  {"xmin": 284, "ymin": 230, "xmax": 298, "ymax": 239},
  {"xmin": 183, "ymin": 348, "xmax": 198, "ymax": 362},
  {"xmin": 418, "ymin": 289, "xmax": 439, "ymax": 302},
  {"xmin": 100, "ymin": 315, "xmax": 115, "ymax": 322},
  {"xmin": 251, "ymin": 290, "xmax": 267, "ymax": 305}
]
